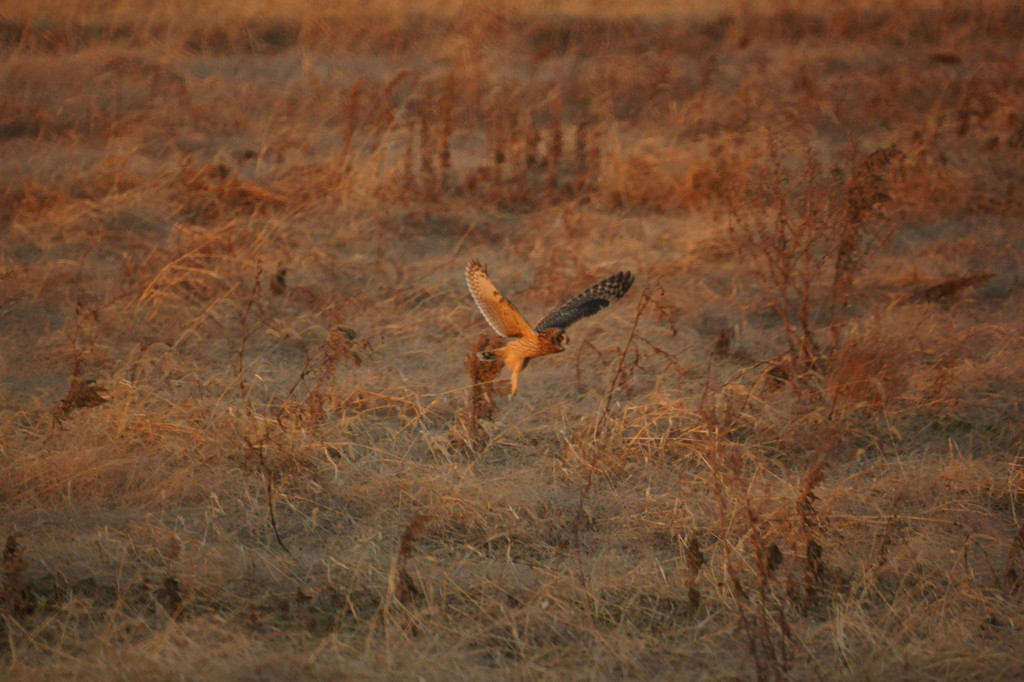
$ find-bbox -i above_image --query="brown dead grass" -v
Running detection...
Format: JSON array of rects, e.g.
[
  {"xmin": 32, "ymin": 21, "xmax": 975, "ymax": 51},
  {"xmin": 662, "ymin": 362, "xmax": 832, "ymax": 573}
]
[{"xmin": 2, "ymin": 0, "xmax": 1024, "ymax": 680}]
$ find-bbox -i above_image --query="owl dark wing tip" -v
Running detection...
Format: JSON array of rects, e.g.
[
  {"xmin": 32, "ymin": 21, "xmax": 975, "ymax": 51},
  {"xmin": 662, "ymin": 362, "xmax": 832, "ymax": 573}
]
[
  {"xmin": 599, "ymin": 271, "xmax": 634, "ymax": 301},
  {"xmin": 532, "ymin": 268, "xmax": 636, "ymax": 332}
]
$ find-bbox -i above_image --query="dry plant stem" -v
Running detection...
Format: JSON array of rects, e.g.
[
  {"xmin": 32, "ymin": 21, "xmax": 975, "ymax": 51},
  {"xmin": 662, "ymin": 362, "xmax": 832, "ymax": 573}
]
[
  {"xmin": 1, "ymin": 534, "xmax": 27, "ymax": 660},
  {"xmin": 702, "ymin": 427, "xmax": 788, "ymax": 682},
  {"xmin": 373, "ymin": 514, "xmax": 430, "ymax": 660},
  {"xmin": 2, "ymin": 535, "xmax": 30, "ymax": 621},
  {"xmin": 743, "ymin": 502, "xmax": 791, "ymax": 682},
  {"xmin": 263, "ymin": 449, "xmax": 290, "ymax": 556},
  {"xmin": 729, "ymin": 136, "xmax": 898, "ymax": 373},
  {"xmin": 47, "ymin": 304, "xmax": 106, "ymax": 434},
  {"xmin": 439, "ymin": 75, "xmax": 454, "ymax": 188},
  {"xmin": 338, "ymin": 77, "xmax": 362, "ymax": 175},
  {"xmin": 235, "ymin": 264, "xmax": 262, "ymax": 407},
  {"xmin": 544, "ymin": 96, "xmax": 563, "ymax": 195},
  {"xmin": 235, "ymin": 265, "xmax": 289, "ymax": 555},
  {"xmin": 699, "ymin": 376, "xmax": 833, "ymax": 680},
  {"xmin": 419, "ymin": 90, "xmax": 436, "ymax": 195},
  {"xmin": 386, "ymin": 513, "xmax": 429, "ymax": 607},
  {"xmin": 459, "ymin": 335, "xmax": 503, "ymax": 450},
  {"xmin": 796, "ymin": 451, "xmax": 827, "ymax": 612},
  {"xmin": 595, "ymin": 288, "xmax": 653, "ymax": 436},
  {"xmin": 569, "ymin": 288, "xmax": 652, "ymax": 583}
]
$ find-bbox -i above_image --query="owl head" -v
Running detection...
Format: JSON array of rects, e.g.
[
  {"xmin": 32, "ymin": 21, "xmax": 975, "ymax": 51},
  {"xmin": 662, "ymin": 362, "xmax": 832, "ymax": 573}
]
[{"xmin": 539, "ymin": 327, "xmax": 569, "ymax": 351}]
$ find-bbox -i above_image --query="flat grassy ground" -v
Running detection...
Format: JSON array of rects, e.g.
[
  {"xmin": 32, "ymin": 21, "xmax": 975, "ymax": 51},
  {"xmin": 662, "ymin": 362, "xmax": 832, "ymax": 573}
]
[{"xmin": 2, "ymin": 1, "xmax": 1024, "ymax": 679}]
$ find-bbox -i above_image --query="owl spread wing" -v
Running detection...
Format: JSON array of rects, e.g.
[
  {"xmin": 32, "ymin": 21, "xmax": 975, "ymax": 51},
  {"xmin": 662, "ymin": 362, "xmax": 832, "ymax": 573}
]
[
  {"xmin": 534, "ymin": 271, "xmax": 635, "ymax": 332},
  {"xmin": 466, "ymin": 260, "xmax": 534, "ymax": 338}
]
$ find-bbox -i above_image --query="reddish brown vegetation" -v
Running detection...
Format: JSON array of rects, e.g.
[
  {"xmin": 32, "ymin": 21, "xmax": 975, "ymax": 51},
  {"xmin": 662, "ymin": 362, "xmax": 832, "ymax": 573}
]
[{"xmin": 2, "ymin": 1, "xmax": 1024, "ymax": 679}]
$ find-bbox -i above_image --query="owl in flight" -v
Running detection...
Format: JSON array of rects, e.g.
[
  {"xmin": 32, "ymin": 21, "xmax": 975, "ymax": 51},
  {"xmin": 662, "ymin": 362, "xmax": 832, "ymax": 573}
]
[{"xmin": 466, "ymin": 260, "xmax": 635, "ymax": 395}]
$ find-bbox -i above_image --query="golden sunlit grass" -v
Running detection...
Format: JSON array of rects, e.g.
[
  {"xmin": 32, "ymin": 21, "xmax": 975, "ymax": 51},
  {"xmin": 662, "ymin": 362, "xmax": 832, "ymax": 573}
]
[{"xmin": 2, "ymin": 0, "xmax": 1024, "ymax": 679}]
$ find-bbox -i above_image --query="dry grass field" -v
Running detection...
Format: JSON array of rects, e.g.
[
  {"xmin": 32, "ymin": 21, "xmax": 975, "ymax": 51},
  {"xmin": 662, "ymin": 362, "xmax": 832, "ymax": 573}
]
[{"xmin": 3, "ymin": 0, "xmax": 1024, "ymax": 679}]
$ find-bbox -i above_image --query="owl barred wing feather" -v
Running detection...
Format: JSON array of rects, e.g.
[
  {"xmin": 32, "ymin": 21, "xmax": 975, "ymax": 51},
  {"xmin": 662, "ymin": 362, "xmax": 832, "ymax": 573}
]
[
  {"xmin": 534, "ymin": 271, "xmax": 635, "ymax": 332},
  {"xmin": 466, "ymin": 260, "xmax": 534, "ymax": 338}
]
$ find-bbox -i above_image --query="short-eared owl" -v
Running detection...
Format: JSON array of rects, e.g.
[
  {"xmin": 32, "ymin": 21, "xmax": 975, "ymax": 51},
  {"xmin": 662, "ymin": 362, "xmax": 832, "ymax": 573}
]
[{"xmin": 466, "ymin": 260, "xmax": 635, "ymax": 395}]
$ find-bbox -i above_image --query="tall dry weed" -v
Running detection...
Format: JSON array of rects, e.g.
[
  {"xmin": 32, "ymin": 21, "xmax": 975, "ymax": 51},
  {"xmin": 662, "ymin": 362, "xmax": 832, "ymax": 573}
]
[{"xmin": 729, "ymin": 136, "xmax": 901, "ymax": 375}]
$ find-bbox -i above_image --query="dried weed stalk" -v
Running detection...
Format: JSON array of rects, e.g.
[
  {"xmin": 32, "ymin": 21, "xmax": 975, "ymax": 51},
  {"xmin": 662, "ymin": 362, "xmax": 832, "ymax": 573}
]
[
  {"xmin": 567, "ymin": 288, "xmax": 653, "ymax": 583},
  {"xmin": 452, "ymin": 334, "xmax": 504, "ymax": 451},
  {"xmin": 397, "ymin": 85, "xmax": 600, "ymax": 208},
  {"xmin": 793, "ymin": 453, "xmax": 828, "ymax": 613},
  {"xmin": 280, "ymin": 324, "xmax": 363, "ymax": 429},
  {"xmin": 1004, "ymin": 522, "xmax": 1024, "ymax": 594},
  {"xmin": 154, "ymin": 575, "xmax": 185, "ymax": 620},
  {"xmin": 544, "ymin": 97, "xmax": 564, "ymax": 195},
  {"xmin": 594, "ymin": 286, "xmax": 656, "ymax": 436},
  {"xmin": 233, "ymin": 265, "xmax": 290, "ymax": 555},
  {"xmin": 908, "ymin": 272, "xmax": 994, "ymax": 303},
  {"xmin": 681, "ymin": 531, "xmax": 706, "ymax": 611},
  {"xmin": 2, "ymin": 535, "xmax": 32, "ymax": 621},
  {"xmin": 701, "ymin": 427, "xmax": 792, "ymax": 682},
  {"xmin": 52, "ymin": 377, "xmax": 108, "ymax": 429},
  {"xmin": 374, "ymin": 514, "xmax": 431, "ymax": 648},
  {"xmin": 49, "ymin": 303, "xmax": 108, "ymax": 432},
  {"xmin": 729, "ymin": 137, "xmax": 901, "ymax": 374},
  {"xmin": 384, "ymin": 514, "xmax": 430, "ymax": 607},
  {"xmin": 337, "ymin": 77, "xmax": 363, "ymax": 177},
  {"xmin": 698, "ymin": 387, "xmax": 833, "ymax": 678}
]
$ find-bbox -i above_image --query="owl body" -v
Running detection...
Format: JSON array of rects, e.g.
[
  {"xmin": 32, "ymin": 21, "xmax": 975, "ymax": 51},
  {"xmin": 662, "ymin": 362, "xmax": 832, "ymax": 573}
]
[
  {"xmin": 478, "ymin": 329, "xmax": 567, "ymax": 394},
  {"xmin": 466, "ymin": 260, "xmax": 633, "ymax": 395}
]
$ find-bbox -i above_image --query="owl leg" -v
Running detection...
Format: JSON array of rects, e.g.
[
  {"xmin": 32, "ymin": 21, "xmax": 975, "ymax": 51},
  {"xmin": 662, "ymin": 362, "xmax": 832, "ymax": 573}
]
[
  {"xmin": 478, "ymin": 344, "xmax": 507, "ymax": 362},
  {"xmin": 506, "ymin": 356, "xmax": 524, "ymax": 397}
]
